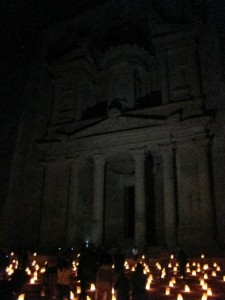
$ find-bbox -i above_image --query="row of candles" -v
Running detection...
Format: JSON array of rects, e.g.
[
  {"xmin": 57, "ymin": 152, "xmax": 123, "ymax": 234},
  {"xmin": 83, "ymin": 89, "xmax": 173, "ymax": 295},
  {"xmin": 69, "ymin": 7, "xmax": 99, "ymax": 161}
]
[{"xmin": 4, "ymin": 252, "xmax": 225, "ymax": 300}]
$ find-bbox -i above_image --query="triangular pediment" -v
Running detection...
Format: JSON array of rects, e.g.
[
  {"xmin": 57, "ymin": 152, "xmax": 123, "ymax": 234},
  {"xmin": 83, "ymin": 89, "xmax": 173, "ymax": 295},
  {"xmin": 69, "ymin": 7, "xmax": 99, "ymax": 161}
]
[{"xmin": 68, "ymin": 113, "xmax": 166, "ymax": 139}]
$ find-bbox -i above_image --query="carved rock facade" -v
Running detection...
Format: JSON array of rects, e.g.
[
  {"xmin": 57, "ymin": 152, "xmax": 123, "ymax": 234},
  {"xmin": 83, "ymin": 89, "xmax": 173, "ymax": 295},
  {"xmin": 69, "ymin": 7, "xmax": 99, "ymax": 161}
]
[{"xmin": 3, "ymin": 0, "xmax": 225, "ymax": 255}]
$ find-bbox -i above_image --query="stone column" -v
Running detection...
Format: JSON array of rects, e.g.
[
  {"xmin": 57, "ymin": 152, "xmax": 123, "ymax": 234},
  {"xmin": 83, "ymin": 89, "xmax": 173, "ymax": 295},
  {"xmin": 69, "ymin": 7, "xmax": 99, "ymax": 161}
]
[
  {"xmin": 131, "ymin": 149, "xmax": 146, "ymax": 249},
  {"xmin": 66, "ymin": 159, "xmax": 80, "ymax": 247},
  {"xmin": 161, "ymin": 145, "xmax": 177, "ymax": 248},
  {"xmin": 159, "ymin": 51, "xmax": 169, "ymax": 104},
  {"xmin": 196, "ymin": 141, "xmax": 214, "ymax": 238},
  {"xmin": 92, "ymin": 155, "xmax": 106, "ymax": 247}
]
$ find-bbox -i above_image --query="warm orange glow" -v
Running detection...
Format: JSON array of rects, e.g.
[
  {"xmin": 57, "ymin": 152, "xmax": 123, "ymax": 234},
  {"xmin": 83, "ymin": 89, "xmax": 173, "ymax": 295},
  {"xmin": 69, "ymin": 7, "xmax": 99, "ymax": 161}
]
[
  {"xmin": 207, "ymin": 288, "xmax": 212, "ymax": 296},
  {"xmin": 201, "ymin": 293, "xmax": 207, "ymax": 300},
  {"xmin": 70, "ymin": 291, "xmax": 74, "ymax": 300},
  {"xmin": 171, "ymin": 277, "xmax": 176, "ymax": 284},
  {"xmin": 212, "ymin": 271, "xmax": 217, "ymax": 277},
  {"xmin": 201, "ymin": 254, "xmax": 205, "ymax": 259},
  {"xmin": 77, "ymin": 286, "xmax": 81, "ymax": 294},
  {"xmin": 90, "ymin": 283, "xmax": 96, "ymax": 291},
  {"xmin": 17, "ymin": 294, "xmax": 25, "ymax": 300},
  {"xmin": 145, "ymin": 282, "xmax": 151, "ymax": 290},
  {"xmin": 202, "ymin": 282, "xmax": 208, "ymax": 290},
  {"xmin": 192, "ymin": 270, "xmax": 197, "ymax": 276},
  {"xmin": 177, "ymin": 293, "xmax": 183, "ymax": 300},
  {"xmin": 203, "ymin": 273, "xmax": 208, "ymax": 280},
  {"xmin": 184, "ymin": 284, "xmax": 190, "ymax": 292},
  {"xmin": 169, "ymin": 280, "xmax": 174, "ymax": 287},
  {"xmin": 165, "ymin": 287, "xmax": 170, "ymax": 295}
]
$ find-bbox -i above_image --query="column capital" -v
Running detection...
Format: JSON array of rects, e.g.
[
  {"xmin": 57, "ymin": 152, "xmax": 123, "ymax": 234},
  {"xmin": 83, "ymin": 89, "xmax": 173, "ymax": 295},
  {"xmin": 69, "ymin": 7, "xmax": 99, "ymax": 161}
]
[
  {"xmin": 159, "ymin": 142, "xmax": 176, "ymax": 155},
  {"xmin": 129, "ymin": 147, "xmax": 147, "ymax": 161},
  {"xmin": 93, "ymin": 154, "xmax": 106, "ymax": 166}
]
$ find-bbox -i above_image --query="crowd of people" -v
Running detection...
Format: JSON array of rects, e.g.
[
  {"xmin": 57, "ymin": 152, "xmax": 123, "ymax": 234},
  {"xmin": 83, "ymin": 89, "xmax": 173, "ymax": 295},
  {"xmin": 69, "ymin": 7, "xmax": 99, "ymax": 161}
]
[{"xmin": 0, "ymin": 244, "xmax": 188, "ymax": 300}]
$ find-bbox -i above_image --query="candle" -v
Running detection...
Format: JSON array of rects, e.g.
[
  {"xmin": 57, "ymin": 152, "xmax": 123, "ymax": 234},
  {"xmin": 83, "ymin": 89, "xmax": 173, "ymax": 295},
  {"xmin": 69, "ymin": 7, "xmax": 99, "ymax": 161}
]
[
  {"xmin": 169, "ymin": 280, "xmax": 174, "ymax": 287},
  {"xmin": 165, "ymin": 287, "xmax": 170, "ymax": 295},
  {"xmin": 201, "ymin": 293, "xmax": 207, "ymax": 300},
  {"xmin": 184, "ymin": 284, "xmax": 190, "ymax": 292},
  {"xmin": 207, "ymin": 288, "xmax": 212, "ymax": 296}
]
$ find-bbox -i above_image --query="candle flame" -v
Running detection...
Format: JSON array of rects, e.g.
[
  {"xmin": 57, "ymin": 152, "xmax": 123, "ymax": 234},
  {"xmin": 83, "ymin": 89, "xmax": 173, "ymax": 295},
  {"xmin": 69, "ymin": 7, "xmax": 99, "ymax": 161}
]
[{"xmin": 165, "ymin": 287, "xmax": 170, "ymax": 295}]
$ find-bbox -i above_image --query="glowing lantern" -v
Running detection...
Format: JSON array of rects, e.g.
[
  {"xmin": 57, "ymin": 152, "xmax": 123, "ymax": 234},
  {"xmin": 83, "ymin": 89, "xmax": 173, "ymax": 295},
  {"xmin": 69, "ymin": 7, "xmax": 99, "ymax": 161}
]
[
  {"xmin": 203, "ymin": 273, "xmax": 208, "ymax": 280},
  {"xmin": 184, "ymin": 285, "xmax": 190, "ymax": 292},
  {"xmin": 192, "ymin": 270, "xmax": 197, "ymax": 276},
  {"xmin": 201, "ymin": 293, "xmax": 207, "ymax": 300},
  {"xmin": 111, "ymin": 287, "xmax": 115, "ymax": 295},
  {"xmin": 171, "ymin": 277, "xmax": 176, "ymax": 284},
  {"xmin": 30, "ymin": 277, "xmax": 35, "ymax": 284},
  {"xmin": 186, "ymin": 267, "xmax": 191, "ymax": 273},
  {"xmin": 173, "ymin": 266, "xmax": 178, "ymax": 272},
  {"xmin": 192, "ymin": 262, "xmax": 196, "ymax": 266},
  {"xmin": 213, "ymin": 262, "xmax": 217, "ymax": 267},
  {"xmin": 171, "ymin": 254, "xmax": 174, "ymax": 259},
  {"xmin": 212, "ymin": 271, "xmax": 216, "ymax": 277},
  {"xmin": 223, "ymin": 275, "xmax": 225, "ymax": 281},
  {"xmin": 145, "ymin": 282, "xmax": 151, "ymax": 290},
  {"xmin": 177, "ymin": 294, "xmax": 183, "ymax": 300},
  {"xmin": 165, "ymin": 287, "xmax": 170, "ymax": 295},
  {"xmin": 203, "ymin": 264, "xmax": 209, "ymax": 270},
  {"xmin": 70, "ymin": 291, "xmax": 74, "ymax": 300},
  {"xmin": 203, "ymin": 283, "xmax": 208, "ymax": 290},
  {"xmin": 169, "ymin": 280, "xmax": 174, "ymax": 288},
  {"xmin": 40, "ymin": 267, "xmax": 45, "ymax": 274},
  {"xmin": 17, "ymin": 294, "xmax": 25, "ymax": 300},
  {"xmin": 200, "ymin": 278, "xmax": 205, "ymax": 287},
  {"xmin": 112, "ymin": 264, "xmax": 115, "ymax": 269},
  {"xmin": 131, "ymin": 266, "xmax": 135, "ymax": 271},
  {"xmin": 216, "ymin": 265, "xmax": 221, "ymax": 271},
  {"xmin": 142, "ymin": 255, "xmax": 145, "ymax": 260},
  {"xmin": 33, "ymin": 252, "xmax": 37, "ymax": 256},
  {"xmin": 90, "ymin": 283, "xmax": 96, "ymax": 291},
  {"xmin": 207, "ymin": 288, "xmax": 212, "ymax": 296},
  {"xmin": 201, "ymin": 254, "xmax": 205, "ymax": 259},
  {"xmin": 168, "ymin": 262, "xmax": 172, "ymax": 268},
  {"xmin": 161, "ymin": 268, "xmax": 166, "ymax": 279},
  {"xmin": 87, "ymin": 296, "xmax": 91, "ymax": 300},
  {"xmin": 197, "ymin": 266, "xmax": 201, "ymax": 272},
  {"xmin": 148, "ymin": 274, "xmax": 153, "ymax": 281},
  {"xmin": 112, "ymin": 295, "xmax": 116, "ymax": 300},
  {"xmin": 77, "ymin": 286, "xmax": 81, "ymax": 294}
]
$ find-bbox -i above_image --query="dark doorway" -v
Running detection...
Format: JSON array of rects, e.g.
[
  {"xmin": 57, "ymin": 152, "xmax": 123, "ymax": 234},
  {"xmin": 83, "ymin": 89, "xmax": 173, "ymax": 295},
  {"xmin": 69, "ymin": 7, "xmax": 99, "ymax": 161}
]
[{"xmin": 124, "ymin": 186, "xmax": 135, "ymax": 238}]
